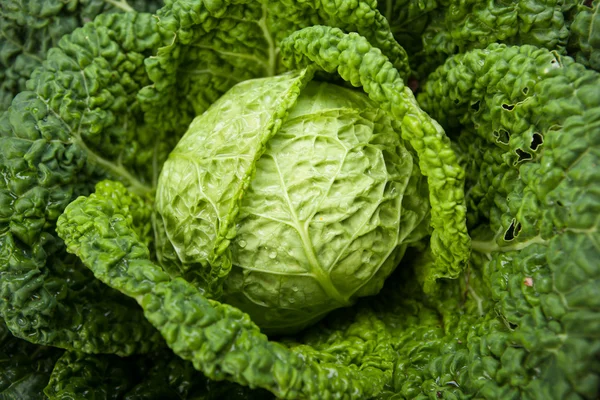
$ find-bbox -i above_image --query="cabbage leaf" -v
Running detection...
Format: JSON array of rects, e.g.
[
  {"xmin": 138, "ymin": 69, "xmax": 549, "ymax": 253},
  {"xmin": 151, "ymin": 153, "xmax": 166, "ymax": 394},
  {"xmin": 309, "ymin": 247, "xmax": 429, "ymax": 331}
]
[
  {"xmin": 0, "ymin": 12, "xmax": 168, "ymax": 355},
  {"xmin": 0, "ymin": 0, "xmax": 163, "ymax": 111}
]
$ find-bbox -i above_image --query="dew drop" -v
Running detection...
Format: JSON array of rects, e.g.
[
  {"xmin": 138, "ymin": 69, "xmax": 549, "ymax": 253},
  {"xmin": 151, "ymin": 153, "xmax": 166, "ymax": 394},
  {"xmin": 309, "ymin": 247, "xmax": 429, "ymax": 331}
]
[
  {"xmin": 288, "ymin": 298, "xmax": 296, "ymax": 303},
  {"xmin": 292, "ymin": 286, "xmax": 299, "ymax": 292},
  {"xmin": 238, "ymin": 240, "xmax": 247, "ymax": 248},
  {"xmin": 268, "ymin": 251, "xmax": 277, "ymax": 259}
]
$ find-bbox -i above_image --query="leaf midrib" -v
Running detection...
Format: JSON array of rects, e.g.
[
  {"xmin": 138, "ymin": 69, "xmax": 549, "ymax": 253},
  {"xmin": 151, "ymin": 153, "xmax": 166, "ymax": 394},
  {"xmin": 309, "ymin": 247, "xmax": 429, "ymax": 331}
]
[{"xmin": 271, "ymin": 153, "xmax": 350, "ymax": 305}]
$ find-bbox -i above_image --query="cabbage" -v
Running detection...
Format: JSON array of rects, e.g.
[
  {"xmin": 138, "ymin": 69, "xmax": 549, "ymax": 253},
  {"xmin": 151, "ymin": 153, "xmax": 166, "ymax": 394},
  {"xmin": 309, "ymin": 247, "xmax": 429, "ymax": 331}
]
[
  {"xmin": 1, "ymin": 0, "xmax": 598, "ymax": 399},
  {"xmin": 156, "ymin": 77, "xmax": 430, "ymax": 334}
]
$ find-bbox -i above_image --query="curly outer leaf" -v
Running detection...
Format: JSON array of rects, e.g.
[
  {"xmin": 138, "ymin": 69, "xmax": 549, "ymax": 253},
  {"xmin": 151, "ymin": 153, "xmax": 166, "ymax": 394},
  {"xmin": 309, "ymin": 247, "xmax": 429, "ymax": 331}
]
[
  {"xmin": 419, "ymin": 43, "xmax": 600, "ymax": 238},
  {"xmin": 0, "ymin": 0, "xmax": 163, "ymax": 111},
  {"xmin": 405, "ymin": 0, "xmax": 578, "ymax": 77},
  {"xmin": 436, "ymin": 0, "xmax": 574, "ymax": 50},
  {"xmin": 406, "ymin": 110, "xmax": 600, "ymax": 400},
  {"xmin": 57, "ymin": 180, "xmax": 394, "ymax": 399},
  {"xmin": 280, "ymin": 26, "xmax": 470, "ymax": 291},
  {"xmin": 45, "ymin": 351, "xmax": 145, "ymax": 400},
  {"xmin": 414, "ymin": 43, "xmax": 600, "ymax": 400},
  {"xmin": 269, "ymin": 0, "xmax": 411, "ymax": 77},
  {"xmin": 0, "ymin": 12, "xmax": 167, "ymax": 355},
  {"xmin": 139, "ymin": 0, "xmax": 409, "ymax": 138}
]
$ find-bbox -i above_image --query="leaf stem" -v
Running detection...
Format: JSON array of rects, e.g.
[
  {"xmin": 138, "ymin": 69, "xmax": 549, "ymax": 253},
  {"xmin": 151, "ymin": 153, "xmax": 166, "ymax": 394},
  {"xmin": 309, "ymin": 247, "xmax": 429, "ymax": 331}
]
[
  {"xmin": 67, "ymin": 133, "xmax": 151, "ymax": 196},
  {"xmin": 258, "ymin": 5, "xmax": 277, "ymax": 76}
]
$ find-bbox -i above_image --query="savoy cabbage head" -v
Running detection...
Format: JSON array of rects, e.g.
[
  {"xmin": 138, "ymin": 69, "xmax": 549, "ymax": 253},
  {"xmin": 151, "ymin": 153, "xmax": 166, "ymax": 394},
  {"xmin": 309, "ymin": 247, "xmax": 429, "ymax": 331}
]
[
  {"xmin": 156, "ymin": 76, "xmax": 431, "ymax": 334},
  {"xmin": 0, "ymin": 0, "xmax": 599, "ymax": 399}
]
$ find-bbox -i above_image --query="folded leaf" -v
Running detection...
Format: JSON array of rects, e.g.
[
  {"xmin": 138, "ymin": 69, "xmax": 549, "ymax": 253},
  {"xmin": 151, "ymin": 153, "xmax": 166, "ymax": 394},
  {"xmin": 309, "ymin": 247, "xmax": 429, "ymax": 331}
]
[
  {"xmin": 58, "ymin": 180, "xmax": 395, "ymax": 399},
  {"xmin": 382, "ymin": 0, "xmax": 579, "ymax": 77},
  {"xmin": 280, "ymin": 25, "xmax": 471, "ymax": 291},
  {"xmin": 155, "ymin": 69, "xmax": 314, "ymax": 292},
  {"xmin": 0, "ymin": 12, "xmax": 168, "ymax": 355}
]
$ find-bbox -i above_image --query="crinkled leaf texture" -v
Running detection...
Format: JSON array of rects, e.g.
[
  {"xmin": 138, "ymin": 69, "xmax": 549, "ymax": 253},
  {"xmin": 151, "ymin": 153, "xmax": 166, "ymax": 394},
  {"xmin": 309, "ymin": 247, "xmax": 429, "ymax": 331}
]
[
  {"xmin": 377, "ymin": 0, "xmax": 440, "ymax": 57},
  {"xmin": 281, "ymin": 26, "xmax": 471, "ymax": 291},
  {"xmin": 381, "ymin": 0, "xmax": 579, "ymax": 77},
  {"xmin": 55, "ymin": 38, "xmax": 600, "ymax": 400},
  {"xmin": 0, "ymin": 0, "xmax": 163, "ymax": 111},
  {"xmin": 570, "ymin": 1, "xmax": 600, "ymax": 71},
  {"xmin": 44, "ymin": 348, "xmax": 269, "ymax": 400},
  {"xmin": 0, "ymin": 318, "xmax": 62, "ymax": 399},
  {"xmin": 424, "ymin": 0, "xmax": 575, "ymax": 52},
  {"xmin": 155, "ymin": 69, "xmax": 314, "ymax": 293},
  {"xmin": 138, "ymin": 0, "xmax": 410, "ymax": 137},
  {"xmin": 414, "ymin": 43, "xmax": 600, "ymax": 399},
  {"xmin": 6, "ymin": 1, "xmax": 599, "ymax": 399},
  {"xmin": 0, "ymin": 12, "xmax": 169, "ymax": 354},
  {"xmin": 58, "ymin": 180, "xmax": 396, "ymax": 399}
]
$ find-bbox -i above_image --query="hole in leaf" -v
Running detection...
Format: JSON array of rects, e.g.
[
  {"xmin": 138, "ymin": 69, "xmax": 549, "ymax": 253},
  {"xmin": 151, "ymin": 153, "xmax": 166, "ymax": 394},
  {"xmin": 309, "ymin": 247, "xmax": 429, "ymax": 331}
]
[
  {"xmin": 530, "ymin": 133, "xmax": 543, "ymax": 151},
  {"xmin": 494, "ymin": 129, "xmax": 510, "ymax": 145},
  {"xmin": 470, "ymin": 101, "xmax": 480, "ymax": 112},
  {"xmin": 502, "ymin": 103, "xmax": 515, "ymax": 111},
  {"xmin": 453, "ymin": 99, "xmax": 460, "ymax": 105},
  {"xmin": 516, "ymin": 148, "xmax": 532, "ymax": 162},
  {"xmin": 556, "ymin": 200, "xmax": 564, "ymax": 207},
  {"xmin": 522, "ymin": 87, "xmax": 529, "ymax": 95},
  {"xmin": 508, "ymin": 322, "xmax": 518, "ymax": 330},
  {"xmin": 504, "ymin": 219, "xmax": 522, "ymax": 241}
]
